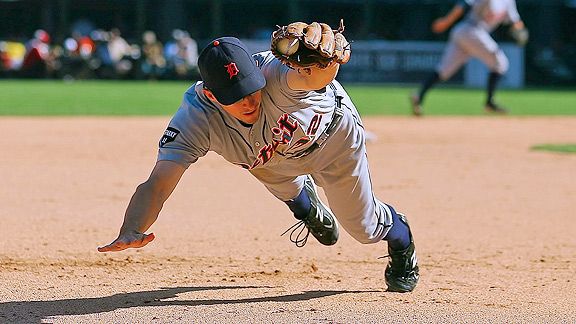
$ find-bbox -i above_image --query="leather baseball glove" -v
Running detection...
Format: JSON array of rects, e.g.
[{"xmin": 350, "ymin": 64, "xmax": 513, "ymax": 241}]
[
  {"xmin": 509, "ymin": 26, "xmax": 529, "ymax": 47},
  {"xmin": 271, "ymin": 19, "xmax": 351, "ymax": 69}
]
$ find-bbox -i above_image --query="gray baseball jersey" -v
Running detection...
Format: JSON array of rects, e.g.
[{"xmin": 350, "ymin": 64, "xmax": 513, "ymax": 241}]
[
  {"xmin": 158, "ymin": 51, "xmax": 393, "ymax": 243},
  {"xmin": 437, "ymin": 0, "xmax": 521, "ymax": 79}
]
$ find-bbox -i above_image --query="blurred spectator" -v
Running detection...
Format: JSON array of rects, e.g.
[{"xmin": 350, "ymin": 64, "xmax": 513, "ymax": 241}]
[
  {"xmin": 0, "ymin": 40, "xmax": 26, "ymax": 73},
  {"xmin": 140, "ymin": 30, "xmax": 166, "ymax": 79},
  {"xmin": 21, "ymin": 29, "xmax": 52, "ymax": 78},
  {"xmin": 0, "ymin": 43, "xmax": 9, "ymax": 72},
  {"xmin": 107, "ymin": 28, "xmax": 139, "ymax": 78},
  {"xmin": 90, "ymin": 29, "xmax": 113, "ymax": 78},
  {"xmin": 180, "ymin": 31, "xmax": 199, "ymax": 73},
  {"xmin": 61, "ymin": 31, "xmax": 97, "ymax": 79},
  {"xmin": 108, "ymin": 28, "xmax": 131, "ymax": 63},
  {"xmin": 164, "ymin": 29, "xmax": 199, "ymax": 80}
]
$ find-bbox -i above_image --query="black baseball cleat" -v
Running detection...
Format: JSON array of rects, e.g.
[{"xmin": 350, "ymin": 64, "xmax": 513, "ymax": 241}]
[
  {"xmin": 282, "ymin": 175, "xmax": 339, "ymax": 247},
  {"xmin": 410, "ymin": 93, "xmax": 423, "ymax": 116},
  {"xmin": 485, "ymin": 102, "xmax": 508, "ymax": 114},
  {"xmin": 384, "ymin": 213, "xmax": 419, "ymax": 292}
]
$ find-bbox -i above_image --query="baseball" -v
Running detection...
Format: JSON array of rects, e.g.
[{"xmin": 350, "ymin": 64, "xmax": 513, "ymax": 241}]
[{"xmin": 276, "ymin": 37, "xmax": 299, "ymax": 56}]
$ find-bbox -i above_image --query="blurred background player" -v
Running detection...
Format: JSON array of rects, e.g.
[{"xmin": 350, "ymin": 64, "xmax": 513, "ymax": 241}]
[{"xmin": 411, "ymin": 0, "xmax": 527, "ymax": 115}]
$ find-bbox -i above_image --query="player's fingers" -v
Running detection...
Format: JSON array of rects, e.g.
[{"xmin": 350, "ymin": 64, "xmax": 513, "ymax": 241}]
[
  {"xmin": 97, "ymin": 240, "xmax": 127, "ymax": 252},
  {"xmin": 120, "ymin": 232, "xmax": 155, "ymax": 249},
  {"xmin": 302, "ymin": 22, "xmax": 322, "ymax": 49},
  {"xmin": 333, "ymin": 33, "xmax": 350, "ymax": 64},
  {"xmin": 318, "ymin": 23, "xmax": 335, "ymax": 58},
  {"xmin": 97, "ymin": 233, "xmax": 155, "ymax": 252},
  {"xmin": 432, "ymin": 19, "xmax": 447, "ymax": 34},
  {"xmin": 139, "ymin": 233, "xmax": 155, "ymax": 247},
  {"xmin": 285, "ymin": 22, "xmax": 307, "ymax": 37}
]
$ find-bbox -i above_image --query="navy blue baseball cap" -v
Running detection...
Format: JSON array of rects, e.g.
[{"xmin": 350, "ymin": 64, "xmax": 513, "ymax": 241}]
[{"xmin": 198, "ymin": 37, "xmax": 266, "ymax": 105}]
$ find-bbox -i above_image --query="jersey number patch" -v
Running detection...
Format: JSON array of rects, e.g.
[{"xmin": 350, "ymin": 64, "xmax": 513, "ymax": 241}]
[{"xmin": 159, "ymin": 127, "xmax": 180, "ymax": 147}]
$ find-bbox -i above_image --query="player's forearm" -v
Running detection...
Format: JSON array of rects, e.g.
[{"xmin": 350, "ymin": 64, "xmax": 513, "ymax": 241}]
[
  {"xmin": 512, "ymin": 20, "xmax": 525, "ymax": 30},
  {"xmin": 297, "ymin": 62, "xmax": 340, "ymax": 90},
  {"xmin": 314, "ymin": 62, "xmax": 340, "ymax": 87},
  {"xmin": 443, "ymin": 5, "xmax": 465, "ymax": 26},
  {"xmin": 119, "ymin": 181, "xmax": 167, "ymax": 234}
]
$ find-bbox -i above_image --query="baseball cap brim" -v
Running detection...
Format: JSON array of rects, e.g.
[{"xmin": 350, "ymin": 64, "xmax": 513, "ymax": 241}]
[{"xmin": 210, "ymin": 69, "xmax": 266, "ymax": 105}]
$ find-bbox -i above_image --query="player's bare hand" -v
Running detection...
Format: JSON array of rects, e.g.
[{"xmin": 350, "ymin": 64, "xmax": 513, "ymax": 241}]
[
  {"xmin": 97, "ymin": 230, "xmax": 155, "ymax": 252},
  {"xmin": 432, "ymin": 18, "xmax": 450, "ymax": 34}
]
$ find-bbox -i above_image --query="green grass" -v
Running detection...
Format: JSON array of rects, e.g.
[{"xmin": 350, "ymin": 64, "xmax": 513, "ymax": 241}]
[
  {"xmin": 531, "ymin": 144, "xmax": 576, "ymax": 154},
  {"xmin": 1, "ymin": 80, "xmax": 575, "ymax": 116},
  {"xmin": 0, "ymin": 80, "xmax": 191, "ymax": 115},
  {"xmin": 346, "ymin": 85, "xmax": 576, "ymax": 116}
]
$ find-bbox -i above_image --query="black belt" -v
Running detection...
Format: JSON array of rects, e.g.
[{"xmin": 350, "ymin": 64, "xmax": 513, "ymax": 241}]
[{"xmin": 291, "ymin": 85, "xmax": 344, "ymax": 159}]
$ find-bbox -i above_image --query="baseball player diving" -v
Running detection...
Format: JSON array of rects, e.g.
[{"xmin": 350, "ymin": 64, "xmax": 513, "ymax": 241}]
[
  {"xmin": 411, "ymin": 0, "xmax": 528, "ymax": 115},
  {"xmin": 98, "ymin": 21, "xmax": 419, "ymax": 292}
]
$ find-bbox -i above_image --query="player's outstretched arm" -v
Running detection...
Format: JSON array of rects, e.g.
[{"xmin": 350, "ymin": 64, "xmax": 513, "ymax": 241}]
[
  {"xmin": 432, "ymin": 4, "xmax": 465, "ymax": 34},
  {"xmin": 287, "ymin": 62, "xmax": 340, "ymax": 91},
  {"xmin": 97, "ymin": 160, "xmax": 186, "ymax": 252},
  {"xmin": 512, "ymin": 20, "xmax": 525, "ymax": 31}
]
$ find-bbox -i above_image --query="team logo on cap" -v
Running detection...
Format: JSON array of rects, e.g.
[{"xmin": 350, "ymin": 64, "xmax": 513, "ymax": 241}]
[{"xmin": 224, "ymin": 62, "xmax": 239, "ymax": 79}]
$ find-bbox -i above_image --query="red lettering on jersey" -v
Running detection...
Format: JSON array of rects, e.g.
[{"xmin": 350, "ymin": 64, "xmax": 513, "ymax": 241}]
[
  {"xmin": 247, "ymin": 113, "xmax": 303, "ymax": 169},
  {"xmin": 225, "ymin": 62, "xmax": 239, "ymax": 79},
  {"xmin": 271, "ymin": 127, "xmax": 292, "ymax": 145},
  {"xmin": 290, "ymin": 136, "xmax": 312, "ymax": 150},
  {"xmin": 277, "ymin": 114, "xmax": 298, "ymax": 133},
  {"xmin": 306, "ymin": 114, "xmax": 323, "ymax": 135},
  {"xmin": 258, "ymin": 144, "xmax": 275, "ymax": 164},
  {"xmin": 250, "ymin": 159, "xmax": 261, "ymax": 169}
]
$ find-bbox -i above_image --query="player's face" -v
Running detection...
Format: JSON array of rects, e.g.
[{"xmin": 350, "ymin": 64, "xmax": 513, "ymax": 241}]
[{"xmin": 219, "ymin": 90, "xmax": 262, "ymax": 125}]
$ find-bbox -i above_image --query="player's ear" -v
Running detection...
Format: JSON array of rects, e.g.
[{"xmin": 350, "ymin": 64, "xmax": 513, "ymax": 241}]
[{"xmin": 202, "ymin": 88, "xmax": 218, "ymax": 102}]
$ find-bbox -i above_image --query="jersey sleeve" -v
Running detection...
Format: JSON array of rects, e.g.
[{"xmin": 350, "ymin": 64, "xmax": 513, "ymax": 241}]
[
  {"xmin": 254, "ymin": 51, "xmax": 310, "ymax": 111},
  {"xmin": 457, "ymin": 0, "xmax": 473, "ymax": 10},
  {"xmin": 505, "ymin": 0, "xmax": 521, "ymax": 23},
  {"xmin": 157, "ymin": 88, "xmax": 210, "ymax": 168}
]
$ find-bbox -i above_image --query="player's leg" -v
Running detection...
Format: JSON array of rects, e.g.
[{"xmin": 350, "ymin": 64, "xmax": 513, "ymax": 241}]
[
  {"xmin": 314, "ymin": 129, "xmax": 419, "ymax": 292},
  {"xmin": 311, "ymin": 90, "xmax": 419, "ymax": 291},
  {"xmin": 456, "ymin": 28, "xmax": 509, "ymax": 112},
  {"xmin": 313, "ymin": 137, "xmax": 407, "ymax": 247},
  {"xmin": 249, "ymin": 168, "xmax": 338, "ymax": 247},
  {"xmin": 485, "ymin": 70, "xmax": 507, "ymax": 113},
  {"xmin": 412, "ymin": 28, "xmax": 469, "ymax": 115}
]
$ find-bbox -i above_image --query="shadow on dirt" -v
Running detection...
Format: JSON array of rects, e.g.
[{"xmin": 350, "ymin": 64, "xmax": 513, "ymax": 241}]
[{"xmin": 0, "ymin": 286, "xmax": 378, "ymax": 323}]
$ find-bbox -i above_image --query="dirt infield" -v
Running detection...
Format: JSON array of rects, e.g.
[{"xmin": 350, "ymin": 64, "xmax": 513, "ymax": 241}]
[{"xmin": 1, "ymin": 116, "xmax": 575, "ymax": 323}]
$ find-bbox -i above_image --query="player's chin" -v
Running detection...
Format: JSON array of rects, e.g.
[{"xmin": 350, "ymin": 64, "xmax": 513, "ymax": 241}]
[
  {"xmin": 241, "ymin": 114, "xmax": 259, "ymax": 125},
  {"xmin": 241, "ymin": 110, "xmax": 260, "ymax": 124}
]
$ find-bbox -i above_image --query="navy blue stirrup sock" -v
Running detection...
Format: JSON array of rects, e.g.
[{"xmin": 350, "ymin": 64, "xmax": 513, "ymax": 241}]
[
  {"xmin": 284, "ymin": 188, "xmax": 311, "ymax": 220},
  {"xmin": 418, "ymin": 71, "xmax": 440, "ymax": 104},
  {"xmin": 487, "ymin": 71, "xmax": 502, "ymax": 105},
  {"xmin": 384, "ymin": 204, "xmax": 411, "ymax": 251}
]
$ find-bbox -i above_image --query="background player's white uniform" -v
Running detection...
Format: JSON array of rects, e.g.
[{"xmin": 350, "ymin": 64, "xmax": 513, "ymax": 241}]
[
  {"xmin": 159, "ymin": 51, "xmax": 393, "ymax": 243},
  {"xmin": 437, "ymin": 0, "xmax": 521, "ymax": 80},
  {"xmin": 412, "ymin": 0, "xmax": 525, "ymax": 115}
]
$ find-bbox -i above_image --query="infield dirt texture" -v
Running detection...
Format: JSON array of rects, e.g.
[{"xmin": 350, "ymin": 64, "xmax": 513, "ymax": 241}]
[{"xmin": 1, "ymin": 116, "xmax": 575, "ymax": 323}]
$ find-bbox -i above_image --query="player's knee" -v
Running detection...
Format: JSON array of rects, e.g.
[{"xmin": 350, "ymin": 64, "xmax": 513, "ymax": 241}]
[
  {"xmin": 353, "ymin": 234, "xmax": 382, "ymax": 244},
  {"xmin": 348, "ymin": 223, "xmax": 388, "ymax": 244},
  {"xmin": 493, "ymin": 51, "xmax": 509, "ymax": 74},
  {"xmin": 438, "ymin": 69, "xmax": 454, "ymax": 82}
]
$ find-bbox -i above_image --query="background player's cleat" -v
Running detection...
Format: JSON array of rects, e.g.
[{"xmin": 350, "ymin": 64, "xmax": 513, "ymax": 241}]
[
  {"xmin": 485, "ymin": 102, "xmax": 508, "ymax": 114},
  {"xmin": 282, "ymin": 175, "xmax": 339, "ymax": 247},
  {"xmin": 384, "ymin": 213, "xmax": 419, "ymax": 292},
  {"xmin": 410, "ymin": 94, "xmax": 423, "ymax": 116}
]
